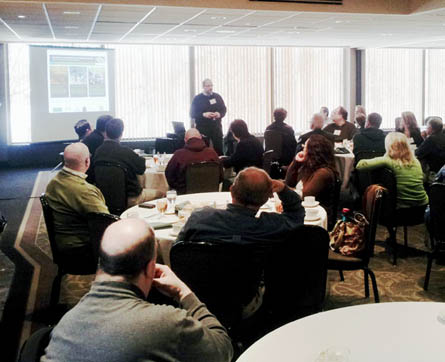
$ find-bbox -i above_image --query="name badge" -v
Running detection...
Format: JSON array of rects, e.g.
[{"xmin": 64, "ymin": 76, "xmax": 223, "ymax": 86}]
[
  {"xmin": 209, "ymin": 98, "xmax": 217, "ymax": 105},
  {"xmin": 333, "ymin": 130, "xmax": 341, "ymax": 136}
]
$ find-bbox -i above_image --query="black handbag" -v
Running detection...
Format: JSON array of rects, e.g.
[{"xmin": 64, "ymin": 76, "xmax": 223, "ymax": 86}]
[{"xmin": 0, "ymin": 214, "xmax": 7, "ymax": 233}]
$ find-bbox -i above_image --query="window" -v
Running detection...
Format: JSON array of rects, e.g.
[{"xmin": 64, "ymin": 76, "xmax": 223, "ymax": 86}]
[
  {"xmin": 194, "ymin": 46, "xmax": 271, "ymax": 135},
  {"xmin": 365, "ymin": 48, "xmax": 423, "ymax": 129},
  {"xmin": 273, "ymin": 47, "xmax": 344, "ymax": 132},
  {"xmin": 425, "ymin": 49, "xmax": 445, "ymax": 121}
]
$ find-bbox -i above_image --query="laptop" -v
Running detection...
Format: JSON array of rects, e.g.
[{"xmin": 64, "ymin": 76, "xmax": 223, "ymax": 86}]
[{"xmin": 172, "ymin": 121, "xmax": 186, "ymax": 135}]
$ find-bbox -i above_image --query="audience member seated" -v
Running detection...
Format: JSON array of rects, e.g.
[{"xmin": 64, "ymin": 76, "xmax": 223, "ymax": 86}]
[
  {"xmin": 395, "ymin": 116, "xmax": 404, "ymax": 133},
  {"xmin": 285, "ymin": 134, "xmax": 337, "ymax": 226},
  {"xmin": 415, "ymin": 116, "xmax": 445, "ymax": 174},
  {"xmin": 83, "ymin": 114, "xmax": 113, "ymax": 157},
  {"xmin": 356, "ymin": 132, "xmax": 428, "ymax": 214},
  {"xmin": 45, "ymin": 143, "xmax": 109, "ymax": 270},
  {"xmin": 93, "ymin": 118, "xmax": 164, "ymax": 207},
  {"xmin": 323, "ymin": 106, "xmax": 357, "ymax": 142},
  {"xmin": 401, "ymin": 111, "xmax": 423, "ymax": 147},
  {"xmin": 40, "ymin": 219, "xmax": 233, "ymax": 362},
  {"xmin": 165, "ymin": 128, "xmax": 222, "ymax": 194},
  {"xmin": 352, "ymin": 112, "xmax": 386, "ymax": 159},
  {"xmin": 320, "ymin": 106, "xmax": 329, "ymax": 124},
  {"xmin": 297, "ymin": 113, "xmax": 335, "ymax": 153},
  {"xmin": 222, "ymin": 119, "xmax": 264, "ymax": 173},
  {"xmin": 74, "ymin": 119, "xmax": 92, "ymax": 141},
  {"xmin": 265, "ymin": 108, "xmax": 297, "ymax": 166},
  {"xmin": 178, "ymin": 167, "xmax": 305, "ymax": 244},
  {"xmin": 355, "ymin": 113, "xmax": 366, "ymax": 130}
]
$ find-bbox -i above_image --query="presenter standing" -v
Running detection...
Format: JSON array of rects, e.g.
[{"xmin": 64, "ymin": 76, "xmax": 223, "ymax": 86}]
[{"xmin": 190, "ymin": 79, "xmax": 226, "ymax": 155}]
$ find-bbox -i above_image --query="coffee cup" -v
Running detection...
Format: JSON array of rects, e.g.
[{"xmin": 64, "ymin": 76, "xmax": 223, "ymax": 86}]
[
  {"xmin": 304, "ymin": 196, "xmax": 316, "ymax": 205},
  {"xmin": 306, "ymin": 208, "xmax": 319, "ymax": 219}
]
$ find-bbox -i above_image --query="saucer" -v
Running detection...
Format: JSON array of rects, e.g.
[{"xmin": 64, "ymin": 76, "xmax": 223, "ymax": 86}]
[
  {"xmin": 302, "ymin": 201, "xmax": 319, "ymax": 208},
  {"xmin": 305, "ymin": 214, "xmax": 321, "ymax": 221}
]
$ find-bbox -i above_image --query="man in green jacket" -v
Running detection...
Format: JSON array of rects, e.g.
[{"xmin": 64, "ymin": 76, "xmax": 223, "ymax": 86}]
[{"xmin": 45, "ymin": 142, "xmax": 109, "ymax": 270}]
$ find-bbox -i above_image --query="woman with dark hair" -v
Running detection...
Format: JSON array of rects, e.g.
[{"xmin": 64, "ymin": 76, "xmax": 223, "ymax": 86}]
[
  {"xmin": 222, "ymin": 119, "xmax": 264, "ymax": 173},
  {"xmin": 401, "ymin": 111, "xmax": 423, "ymax": 147},
  {"xmin": 285, "ymin": 134, "xmax": 338, "ymax": 226}
]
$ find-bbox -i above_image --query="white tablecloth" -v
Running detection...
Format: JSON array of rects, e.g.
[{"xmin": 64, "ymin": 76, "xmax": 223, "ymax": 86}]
[
  {"xmin": 142, "ymin": 167, "xmax": 169, "ymax": 194},
  {"xmin": 237, "ymin": 302, "xmax": 445, "ymax": 362},
  {"xmin": 334, "ymin": 152, "xmax": 355, "ymax": 191},
  {"xmin": 121, "ymin": 192, "xmax": 327, "ymax": 266}
]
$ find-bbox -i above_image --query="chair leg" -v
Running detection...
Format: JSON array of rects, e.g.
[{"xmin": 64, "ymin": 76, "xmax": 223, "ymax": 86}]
[
  {"xmin": 403, "ymin": 225, "xmax": 408, "ymax": 248},
  {"xmin": 424, "ymin": 252, "xmax": 434, "ymax": 291},
  {"xmin": 339, "ymin": 270, "xmax": 344, "ymax": 281},
  {"xmin": 364, "ymin": 269, "xmax": 369, "ymax": 298},
  {"xmin": 366, "ymin": 268, "xmax": 380, "ymax": 303},
  {"xmin": 386, "ymin": 226, "xmax": 398, "ymax": 266},
  {"xmin": 50, "ymin": 272, "xmax": 63, "ymax": 308}
]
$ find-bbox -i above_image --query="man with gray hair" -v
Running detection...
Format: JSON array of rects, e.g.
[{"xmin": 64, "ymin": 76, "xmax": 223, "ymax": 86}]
[
  {"xmin": 165, "ymin": 128, "xmax": 222, "ymax": 194},
  {"xmin": 45, "ymin": 142, "xmax": 109, "ymax": 269},
  {"xmin": 296, "ymin": 113, "xmax": 335, "ymax": 152},
  {"xmin": 41, "ymin": 219, "xmax": 233, "ymax": 362},
  {"xmin": 416, "ymin": 116, "xmax": 445, "ymax": 173},
  {"xmin": 190, "ymin": 79, "xmax": 227, "ymax": 155}
]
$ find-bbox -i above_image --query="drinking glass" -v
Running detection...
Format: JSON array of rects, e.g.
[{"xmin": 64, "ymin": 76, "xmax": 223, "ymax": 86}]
[
  {"xmin": 156, "ymin": 199, "xmax": 168, "ymax": 216},
  {"xmin": 166, "ymin": 190, "xmax": 177, "ymax": 214}
]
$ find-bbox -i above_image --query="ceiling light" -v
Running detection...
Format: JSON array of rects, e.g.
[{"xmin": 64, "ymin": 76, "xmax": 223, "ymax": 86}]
[
  {"xmin": 286, "ymin": 31, "xmax": 300, "ymax": 34},
  {"xmin": 63, "ymin": 11, "xmax": 80, "ymax": 15},
  {"xmin": 381, "ymin": 33, "xmax": 393, "ymax": 36},
  {"xmin": 335, "ymin": 20, "xmax": 343, "ymax": 24},
  {"xmin": 210, "ymin": 16, "xmax": 227, "ymax": 20},
  {"xmin": 216, "ymin": 30, "xmax": 236, "ymax": 34},
  {"xmin": 183, "ymin": 29, "xmax": 197, "ymax": 33},
  {"xmin": 64, "ymin": 26, "xmax": 79, "ymax": 29},
  {"xmin": 17, "ymin": 15, "xmax": 26, "ymax": 19}
]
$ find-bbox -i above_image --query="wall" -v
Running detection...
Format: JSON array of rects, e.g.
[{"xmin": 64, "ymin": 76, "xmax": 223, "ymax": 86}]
[{"xmin": 0, "ymin": 44, "xmax": 7, "ymax": 164}]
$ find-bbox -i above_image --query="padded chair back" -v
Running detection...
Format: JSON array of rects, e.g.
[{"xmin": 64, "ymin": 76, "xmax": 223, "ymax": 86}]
[
  {"xmin": 370, "ymin": 167, "xmax": 397, "ymax": 225},
  {"xmin": 185, "ymin": 162, "xmax": 221, "ymax": 194},
  {"xmin": 262, "ymin": 150, "xmax": 275, "ymax": 175},
  {"xmin": 39, "ymin": 194, "xmax": 61, "ymax": 265},
  {"xmin": 264, "ymin": 130, "xmax": 283, "ymax": 162},
  {"xmin": 170, "ymin": 241, "xmax": 265, "ymax": 328},
  {"xmin": 429, "ymin": 182, "xmax": 445, "ymax": 242},
  {"xmin": 327, "ymin": 177, "xmax": 342, "ymax": 230},
  {"xmin": 355, "ymin": 150, "xmax": 385, "ymax": 164},
  {"xmin": 362, "ymin": 185, "xmax": 384, "ymax": 260},
  {"xmin": 94, "ymin": 161, "xmax": 127, "ymax": 215},
  {"xmin": 18, "ymin": 326, "xmax": 53, "ymax": 362},
  {"xmin": 155, "ymin": 137, "xmax": 178, "ymax": 154},
  {"xmin": 87, "ymin": 212, "xmax": 120, "ymax": 261},
  {"xmin": 263, "ymin": 225, "xmax": 329, "ymax": 326}
]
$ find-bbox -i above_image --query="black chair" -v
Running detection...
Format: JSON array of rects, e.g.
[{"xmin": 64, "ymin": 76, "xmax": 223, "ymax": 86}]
[
  {"xmin": 262, "ymin": 150, "xmax": 275, "ymax": 175},
  {"xmin": 185, "ymin": 161, "xmax": 221, "ymax": 194},
  {"xmin": 327, "ymin": 177, "xmax": 342, "ymax": 231},
  {"xmin": 264, "ymin": 130, "xmax": 282, "ymax": 163},
  {"xmin": 154, "ymin": 137, "xmax": 178, "ymax": 154},
  {"xmin": 87, "ymin": 212, "xmax": 120, "ymax": 261},
  {"xmin": 18, "ymin": 326, "xmax": 53, "ymax": 362},
  {"xmin": 94, "ymin": 161, "xmax": 128, "ymax": 215},
  {"xmin": 263, "ymin": 225, "xmax": 329, "ymax": 330},
  {"xmin": 328, "ymin": 185, "xmax": 383, "ymax": 303},
  {"xmin": 170, "ymin": 241, "xmax": 265, "ymax": 329},
  {"xmin": 371, "ymin": 167, "xmax": 426, "ymax": 265},
  {"xmin": 424, "ymin": 182, "xmax": 445, "ymax": 290},
  {"xmin": 354, "ymin": 150, "xmax": 385, "ymax": 165},
  {"xmin": 40, "ymin": 195, "xmax": 118, "ymax": 307}
]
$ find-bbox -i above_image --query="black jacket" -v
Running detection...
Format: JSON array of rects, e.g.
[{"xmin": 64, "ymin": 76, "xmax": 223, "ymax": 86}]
[
  {"xmin": 415, "ymin": 132, "xmax": 445, "ymax": 172},
  {"xmin": 265, "ymin": 122, "xmax": 297, "ymax": 166},
  {"xmin": 222, "ymin": 135, "xmax": 264, "ymax": 173},
  {"xmin": 93, "ymin": 140, "xmax": 145, "ymax": 197},
  {"xmin": 190, "ymin": 93, "xmax": 227, "ymax": 129},
  {"xmin": 82, "ymin": 129, "xmax": 104, "ymax": 157},
  {"xmin": 296, "ymin": 129, "xmax": 335, "ymax": 153},
  {"xmin": 352, "ymin": 128, "xmax": 386, "ymax": 160}
]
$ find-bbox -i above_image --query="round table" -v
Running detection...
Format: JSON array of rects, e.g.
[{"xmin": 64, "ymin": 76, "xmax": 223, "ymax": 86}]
[
  {"xmin": 334, "ymin": 152, "xmax": 355, "ymax": 191},
  {"xmin": 237, "ymin": 302, "xmax": 445, "ymax": 362},
  {"xmin": 121, "ymin": 192, "xmax": 327, "ymax": 265}
]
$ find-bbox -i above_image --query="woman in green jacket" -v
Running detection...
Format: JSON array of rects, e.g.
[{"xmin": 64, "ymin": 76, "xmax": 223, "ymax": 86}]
[{"xmin": 356, "ymin": 132, "xmax": 428, "ymax": 210}]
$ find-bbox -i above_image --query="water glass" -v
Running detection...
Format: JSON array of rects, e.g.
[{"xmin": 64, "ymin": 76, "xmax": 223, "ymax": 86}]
[
  {"xmin": 156, "ymin": 199, "xmax": 168, "ymax": 216},
  {"xmin": 166, "ymin": 190, "xmax": 177, "ymax": 214}
]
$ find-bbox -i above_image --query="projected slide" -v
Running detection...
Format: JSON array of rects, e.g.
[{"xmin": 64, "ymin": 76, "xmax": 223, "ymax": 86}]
[{"xmin": 47, "ymin": 49, "xmax": 109, "ymax": 113}]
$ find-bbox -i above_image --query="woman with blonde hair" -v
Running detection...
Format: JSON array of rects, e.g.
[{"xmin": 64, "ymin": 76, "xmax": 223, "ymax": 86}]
[
  {"xmin": 356, "ymin": 132, "xmax": 428, "ymax": 211},
  {"xmin": 401, "ymin": 111, "xmax": 423, "ymax": 147}
]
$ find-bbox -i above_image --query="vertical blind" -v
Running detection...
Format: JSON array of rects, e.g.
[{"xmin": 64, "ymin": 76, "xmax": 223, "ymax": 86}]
[
  {"xmin": 273, "ymin": 47, "xmax": 344, "ymax": 131},
  {"xmin": 194, "ymin": 46, "xmax": 271, "ymax": 135},
  {"xmin": 365, "ymin": 48, "xmax": 423, "ymax": 129},
  {"xmin": 425, "ymin": 49, "xmax": 445, "ymax": 121}
]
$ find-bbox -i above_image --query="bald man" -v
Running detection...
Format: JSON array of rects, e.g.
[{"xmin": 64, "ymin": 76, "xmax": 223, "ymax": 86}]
[
  {"xmin": 45, "ymin": 142, "xmax": 109, "ymax": 269},
  {"xmin": 41, "ymin": 219, "xmax": 233, "ymax": 362},
  {"xmin": 296, "ymin": 113, "xmax": 335, "ymax": 153},
  {"xmin": 165, "ymin": 128, "xmax": 222, "ymax": 194}
]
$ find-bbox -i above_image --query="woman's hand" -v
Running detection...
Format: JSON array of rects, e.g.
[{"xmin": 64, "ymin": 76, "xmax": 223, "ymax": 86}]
[{"xmin": 295, "ymin": 151, "xmax": 306, "ymax": 163}]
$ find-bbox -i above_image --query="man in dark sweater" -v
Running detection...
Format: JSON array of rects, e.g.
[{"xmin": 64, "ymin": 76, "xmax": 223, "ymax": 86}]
[
  {"xmin": 93, "ymin": 118, "xmax": 163, "ymax": 207},
  {"xmin": 324, "ymin": 106, "xmax": 357, "ymax": 142},
  {"xmin": 165, "ymin": 128, "xmax": 222, "ymax": 194},
  {"xmin": 416, "ymin": 116, "xmax": 445, "ymax": 173},
  {"xmin": 82, "ymin": 114, "xmax": 113, "ymax": 157},
  {"xmin": 190, "ymin": 79, "xmax": 226, "ymax": 155},
  {"xmin": 41, "ymin": 219, "xmax": 233, "ymax": 362},
  {"xmin": 297, "ymin": 113, "xmax": 335, "ymax": 152},
  {"xmin": 265, "ymin": 108, "xmax": 297, "ymax": 166},
  {"xmin": 352, "ymin": 112, "xmax": 386, "ymax": 162}
]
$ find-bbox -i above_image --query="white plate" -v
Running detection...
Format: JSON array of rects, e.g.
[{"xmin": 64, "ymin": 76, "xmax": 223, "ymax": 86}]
[{"xmin": 302, "ymin": 201, "xmax": 319, "ymax": 208}]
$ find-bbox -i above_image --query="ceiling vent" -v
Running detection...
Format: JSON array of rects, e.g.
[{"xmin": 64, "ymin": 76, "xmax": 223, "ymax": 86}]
[{"xmin": 250, "ymin": 0, "xmax": 342, "ymax": 4}]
